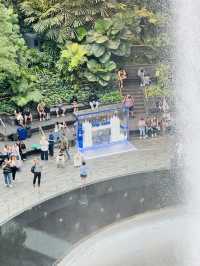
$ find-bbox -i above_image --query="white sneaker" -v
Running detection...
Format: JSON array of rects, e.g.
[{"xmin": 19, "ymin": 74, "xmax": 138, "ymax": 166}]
[
  {"xmin": 140, "ymin": 136, "xmax": 142, "ymax": 139},
  {"xmin": 9, "ymin": 184, "xmax": 13, "ymax": 188}
]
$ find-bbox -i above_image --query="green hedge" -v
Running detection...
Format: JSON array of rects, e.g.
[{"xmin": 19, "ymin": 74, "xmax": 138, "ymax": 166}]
[
  {"xmin": 0, "ymin": 89, "xmax": 122, "ymax": 113},
  {"xmin": 99, "ymin": 91, "xmax": 122, "ymax": 104}
]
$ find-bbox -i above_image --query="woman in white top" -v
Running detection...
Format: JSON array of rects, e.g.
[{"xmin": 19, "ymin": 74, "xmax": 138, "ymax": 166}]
[
  {"xmin": 11, "ymin": 144, "xmax": 21, "ymax": 160},
  {"xmin": 40, "ymin": 136, "xmax": 49, "ymax": 160}
]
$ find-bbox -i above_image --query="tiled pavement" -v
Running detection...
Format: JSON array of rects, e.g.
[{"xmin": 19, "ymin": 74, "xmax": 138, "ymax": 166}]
[{"xmin": 0, "ymin": 136, "xmax": 173, "ymax": 225}]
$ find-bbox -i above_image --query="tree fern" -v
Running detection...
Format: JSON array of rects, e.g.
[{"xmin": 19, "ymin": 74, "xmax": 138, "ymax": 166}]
[{"xmin": 19, "ymin": 0, "xmax": 114, "ymax": 42}]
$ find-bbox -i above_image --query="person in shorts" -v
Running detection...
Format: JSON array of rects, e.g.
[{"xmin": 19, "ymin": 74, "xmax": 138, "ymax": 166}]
[
  {"xmin": 122, "ymin": 94, "xmax": 135, "ymax": 117},
  {"xmin": 37, "ymin": 102, "xmax": 46, "ymax": 121},
  {"xmin": 80, "ymin": 161, "xmax": 88, "ymax": 189},
  {"xmin": 24, "ymin": 107, "xmax": 33, "ymax": 126}
]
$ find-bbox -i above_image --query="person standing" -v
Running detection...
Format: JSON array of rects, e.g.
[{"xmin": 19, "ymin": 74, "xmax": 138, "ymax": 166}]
[
  {"xmin": 145, "ymin": 117, "xmax": 153, "ymax": 137},
  {"xmin": 151, "ymin": 117, "xmax": 159, "ymax": 137},
  {"xmin": 31, "ymin": 159, "xmax": 42, "ymax": 188},
  {"xmin": 80, "ymin": 161, "xmax": 88, "ymax": 189},
  {"xmin": 59, "ymin": 138, "xmax": 71, "ymax": 160},
  {"xmin": 48, "ymin": 131, "xmax": 55, "ymax": 157},
  {"xmin": 138, "ymin": 117, "xmax": 146, "ymax": 139},
  {"xmin": 138, "ymin": 68, "xmax": 145, "ymax": 86},
  {"xmin": 56, "ymin": 149, "xmax": 66, "ymax": 168},
  {"xmin": 2, "ymin": 159, "xmax": 12, "ymax": 187},
  {"xmin": 40, "ymin": 136, "xmax": 49, "ymax": 160},
  {"xmin": 54, "ymin": 122, "xmax": 60, "ymax": 143},
  {"xmin": 17, "ymin": 141, "xmax": 26, "ymax": 161},
  {"xmin": 11, "ymin": 144, "xmax": 20, "ymax": 160},
  {"xmin": 117, "ymin": 68, "xmax": 127, "ymax": 95},
  {"xmin": 123, "ymin": 95, "xmax": 135, "ymax": 117},
  {"xmin": 10, "ymin": 156, "xmax": 19, "ymax": 181}
]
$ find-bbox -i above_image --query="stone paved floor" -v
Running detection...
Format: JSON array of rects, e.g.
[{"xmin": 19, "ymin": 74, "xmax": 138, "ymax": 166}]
[{"xmin": 0, "ymin": 135, "xmax": 173, "ymax": 225}]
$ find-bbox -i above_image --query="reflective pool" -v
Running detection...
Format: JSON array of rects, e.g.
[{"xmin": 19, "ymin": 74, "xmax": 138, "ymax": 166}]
[{"xmin": 0, "ymin": 169, "xmax": 178, "ymax": 266}]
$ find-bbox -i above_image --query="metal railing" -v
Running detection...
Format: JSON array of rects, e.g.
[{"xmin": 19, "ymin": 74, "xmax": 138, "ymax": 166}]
[{"xmin": 0, "ymin": 118, "xmax": 7, "ymax": 134}]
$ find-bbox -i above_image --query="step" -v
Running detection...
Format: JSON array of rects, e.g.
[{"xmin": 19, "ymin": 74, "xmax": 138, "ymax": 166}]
[
  {"xmin": 123, "ymin": 93, "xmax": 143, "ymax": 96},
  {"xmin": 134, "ymin": 102, "xmax": 145, "ymax": 105},
  {"xmin": 123, "ymin": 87, "xmax": 144, "ymax": 91},
  {"xmin": 123, "ymin": 88, "xmax": 143, "ymax": 91}
]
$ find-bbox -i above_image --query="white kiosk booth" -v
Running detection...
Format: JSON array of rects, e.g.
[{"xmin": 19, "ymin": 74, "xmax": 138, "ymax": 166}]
[{"xmin": 75, "ymin": 105, "xmax": 136, "ymax": 159}]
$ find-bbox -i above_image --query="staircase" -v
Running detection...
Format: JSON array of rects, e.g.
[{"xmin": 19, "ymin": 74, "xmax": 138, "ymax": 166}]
[{"xmin": 122, "ymin": 64, "xmax": 157, "ymax": 114}]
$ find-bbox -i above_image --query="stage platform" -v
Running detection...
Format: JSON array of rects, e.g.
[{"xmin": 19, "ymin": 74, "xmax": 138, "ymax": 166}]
[{"xmin": 80, "ymin": 141, "xmax": 137, "ymax": 160}]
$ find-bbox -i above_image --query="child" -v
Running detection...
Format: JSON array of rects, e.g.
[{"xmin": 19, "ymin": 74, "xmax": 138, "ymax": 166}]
[
  {"xmin": 80, "ymin": 161, "xmax": 88, "ymax": 189},
  {"xmin": 56, "ymin": 149, "xmax": 66, "ymax": 168}
]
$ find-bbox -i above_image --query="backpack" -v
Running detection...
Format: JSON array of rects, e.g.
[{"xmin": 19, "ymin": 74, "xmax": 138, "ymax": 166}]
[{"xmin": 31, "ymin": 165, "xmax": 35, "ymax": 174}]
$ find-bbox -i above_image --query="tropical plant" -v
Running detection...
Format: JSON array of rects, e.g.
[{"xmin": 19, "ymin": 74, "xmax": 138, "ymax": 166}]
[
  {"xmin": 145, "ymin": 64, "xmax": 172, "ymax": 97},
  {"xmin": 58, "ymin": 43, "xmax": 88, "ymax": 72},
  {"xmin": 100, "ymin": 91, "xmax": 122, "ymax": 104},
  {"xmin": 81, "ymin": 12, "xmax": 137, "ymax": 87},
  {"xmin": 20, "ymin": 0, "xmax": 115, "ymax": 43},
  {"xmin": 0, "ymin": 2, "xmax": 42, "ymax": 107}
]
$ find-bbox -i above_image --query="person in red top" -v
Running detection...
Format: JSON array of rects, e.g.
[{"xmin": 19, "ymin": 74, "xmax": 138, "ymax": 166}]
[{"xmin": 122, "ymin": 94, "xmax": 134, "ymax": 117}]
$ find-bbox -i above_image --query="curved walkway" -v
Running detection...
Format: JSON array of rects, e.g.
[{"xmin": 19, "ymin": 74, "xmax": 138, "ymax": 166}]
[{"xmin": 0, "ymin": 136, "xmax": 173, "ymax": 225}]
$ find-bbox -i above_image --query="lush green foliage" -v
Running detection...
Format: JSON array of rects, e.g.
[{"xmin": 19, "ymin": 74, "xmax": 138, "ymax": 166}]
[
  {"xmin": 0, "ymin": 0, "xmax": 171, "ymax": 113},
  {"xmin": 0, "ymin": 2, "xmax": 42, "ymax": 108},
  {"xmin": 58, "ymin": 11, "xmax": 140, "ymax": 90},
  {"xmin": 100, "ymin": 91, "xmax": 122, "ymax": 104},
  {"xmin": 20, "ymin": 0, "xmax": 114, "ymax": 42},
  {"xmin": 145, "ymin": 64, "xmax": 172, "ymax": 97}
]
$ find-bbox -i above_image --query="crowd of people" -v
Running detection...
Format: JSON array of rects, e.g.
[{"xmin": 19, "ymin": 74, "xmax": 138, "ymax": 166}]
[
  {"xmin": 1, "ymin": 85, "xmax": 172, "ymax": 191},
  {"xmin": 138, "ymin": 114, "xmax": 172, "ymax": 139},
  {"xmin": 0, "ymin": 142, "xmax": 26, "ymax": 187},
  {"xmin": 0, "ymin": 119, "xmax": 89, "ymax": 190},
  {"xmin": 14, "ymin": 96, "xmax": 79, "ymax": 127}
]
